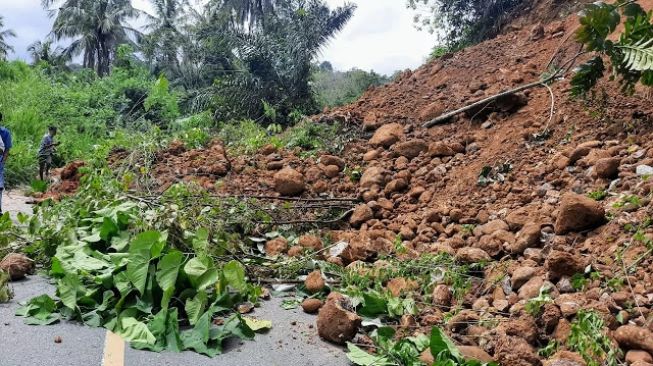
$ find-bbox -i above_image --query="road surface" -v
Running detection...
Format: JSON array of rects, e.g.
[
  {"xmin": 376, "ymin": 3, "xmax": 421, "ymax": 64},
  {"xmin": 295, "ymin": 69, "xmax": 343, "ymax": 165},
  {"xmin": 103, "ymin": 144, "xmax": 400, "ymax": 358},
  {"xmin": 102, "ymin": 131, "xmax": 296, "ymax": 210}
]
[{"xmin": 0, "ymin": 191, "xmax": 349, "ymax": 366}]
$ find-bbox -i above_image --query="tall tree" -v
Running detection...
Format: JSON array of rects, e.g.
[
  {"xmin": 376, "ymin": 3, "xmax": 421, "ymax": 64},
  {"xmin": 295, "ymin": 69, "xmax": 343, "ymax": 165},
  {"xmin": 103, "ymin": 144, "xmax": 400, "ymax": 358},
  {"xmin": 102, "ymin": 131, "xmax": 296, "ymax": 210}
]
[
  {"xmin": 0, "ymin": 15, "xmax": 16, "ymax": 61},
  {"xmin": 27, "ymin": 39, "xmax": 69, "ymax": 66},
  {"xmin": 213, "ymin": 0, "xmax": 356, "ymax": 122},
  {"xmin": 142, "ymin": 0, "xmax": 190, "ymax": 74},
  {"xmin": 42, "ymin": 0, "xmax": 143, "ymax": 76}
]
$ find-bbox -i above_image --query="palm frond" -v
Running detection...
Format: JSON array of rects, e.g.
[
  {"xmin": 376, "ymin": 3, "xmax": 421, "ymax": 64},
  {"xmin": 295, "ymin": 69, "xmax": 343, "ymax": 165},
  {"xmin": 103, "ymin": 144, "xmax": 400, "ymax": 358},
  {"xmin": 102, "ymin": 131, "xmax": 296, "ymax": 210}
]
[{"xmin": 619, "ymin": 37, "xmax": 653, "ymax": 71}]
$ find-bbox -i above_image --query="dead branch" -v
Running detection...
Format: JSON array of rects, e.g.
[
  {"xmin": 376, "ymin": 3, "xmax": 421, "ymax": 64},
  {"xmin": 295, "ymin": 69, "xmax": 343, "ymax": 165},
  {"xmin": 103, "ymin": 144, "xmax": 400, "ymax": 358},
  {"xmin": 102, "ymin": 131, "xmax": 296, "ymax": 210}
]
[{"xmin": 422, "ymin": 51, "xmax": 586, "ymax": 129}]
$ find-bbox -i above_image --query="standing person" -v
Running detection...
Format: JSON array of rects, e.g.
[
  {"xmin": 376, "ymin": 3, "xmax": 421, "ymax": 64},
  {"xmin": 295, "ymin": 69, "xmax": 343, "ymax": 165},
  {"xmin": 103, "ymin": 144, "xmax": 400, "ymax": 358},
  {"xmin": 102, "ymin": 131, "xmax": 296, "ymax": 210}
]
[
  {"xmin": 0, "ymin": 113, "xmax": 12, "ymax": 215},
  {"xmin": 38, "ymin": 126, "xmax": 58, "ymax": 181}
]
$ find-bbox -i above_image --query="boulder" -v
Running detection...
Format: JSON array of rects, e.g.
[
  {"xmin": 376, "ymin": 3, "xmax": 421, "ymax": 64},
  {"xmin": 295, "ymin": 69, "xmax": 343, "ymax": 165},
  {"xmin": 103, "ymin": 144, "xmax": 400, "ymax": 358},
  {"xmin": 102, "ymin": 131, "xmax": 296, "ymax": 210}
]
[
  {"xmin": 369, "ymin": 123, "xmax": 404, "ymax": 148},
  {"xmin": 594, "ymin": 157, "xmax": 620, "ymax": 179},
  {"xmin": 360, "ymin": 167, "xmax": 387, "ymax": 189},
  {"xmin": 432, "ymin": 284, "xmax": 452, "ymax": 309},
  {"xmin": 273, "ymin": 168, "xmax": 305, "ymax": 196},
  {"xmin": 393, "ymin": 139, "xmax": 428, "ymax": 159},
  {"xmin": 317, "ymin": 294, "xmax": 362, "ymax": 344},
  {"xmin": 545, "ymin": 251, "xmax": 586, "ymax": 280},
  {"xmin": 554, "ymin": 193, "xmax": 605, "ymax": 234},
  {"xmin": 320, "ymin": 155, "xmax": 345, "ymax": 169},
  {"xmin": 455, "ymin": 247, "xmax": 491, "ymax": 263},
  {"xmin": 302, "ymin": 298, "xmax": 324, "ymax": 314},
  {"xmin": 626, "ymin": 350, "xmax": 653, "ymax": 365},
  {"xmin": 305, "ymin": 270, "xmax": 326, "ymax": 294},
  {"xmin": 299, "ymin": 235, "xmax": 323, "ymax": 251},
  {"xmin": 615, "ymin": 325, "xmax": 653, "ymax": 355},
  {"xmin": 510, "ymin": 222, "xmax": 541, "ymax": 254},
  {"xmin": 350, "ymin": 205, "xmax": 374, "ymax": 227},
  {"xmin": 264, "ymin": 237, "xmax": 288, "ymax": 256},
  {"xmin": 0, "ymin": 254, "xmax": 34, "ymax": 280},
  {"xmin": 428, "ymin": 142, "xmax": 456, "ymax": 157},
  {"xmin": 511, "ymin": 266, "xmax": 537, "ymax": 290},
  {"xmin": 458, "ymin": 346, "xmax": 493, "ymax": 363}
]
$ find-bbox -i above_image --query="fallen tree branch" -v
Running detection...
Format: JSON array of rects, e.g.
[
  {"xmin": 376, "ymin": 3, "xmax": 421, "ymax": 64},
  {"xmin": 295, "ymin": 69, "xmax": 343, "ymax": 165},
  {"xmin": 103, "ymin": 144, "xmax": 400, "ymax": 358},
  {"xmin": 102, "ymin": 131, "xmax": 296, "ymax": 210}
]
[{"xmin": 422, "ymin": 51, "xmax": 586, "ymax": 128}]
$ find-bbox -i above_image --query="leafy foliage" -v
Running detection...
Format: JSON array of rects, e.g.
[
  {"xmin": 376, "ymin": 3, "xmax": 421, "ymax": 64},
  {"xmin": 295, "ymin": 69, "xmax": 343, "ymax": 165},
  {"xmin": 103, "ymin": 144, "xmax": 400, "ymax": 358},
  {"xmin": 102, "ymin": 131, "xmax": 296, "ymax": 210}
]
[
  {"xmin": 15, "ymin": 168, "xmax": 264, "ymax": 356},
  {"xmin": 567, "ymin": 310, "xmax": 621, "ymax": 366},
  {"xmin": 572, "ymin": 1, "xmax": 653, "ymax": 95},
  {"xmin": 407, "ymin": 0, "xmax": 525, "ymax": 47},
  {"xmin": 313, "ymin": 63, "xmax": 390, "ymax": 108},
  {"xmin": 0, "ymin": 15, "xmax": 16, "ymax": 61}
]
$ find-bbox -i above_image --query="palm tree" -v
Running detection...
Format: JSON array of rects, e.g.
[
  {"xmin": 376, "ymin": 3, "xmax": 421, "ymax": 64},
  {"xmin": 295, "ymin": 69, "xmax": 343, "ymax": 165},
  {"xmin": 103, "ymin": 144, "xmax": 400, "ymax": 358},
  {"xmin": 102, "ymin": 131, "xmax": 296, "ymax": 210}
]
[
  {"xmin": 42, "ymin": 0, "xmax": 143, "ymax": 76},
  {"xmin": 0, "ymin": 15, "xmax": 16, "ymax": 61},
  {"xmin": 27, "ymin": 39, "xmax": 69, "ymax": 66},
  {"xmin": 142, "ymin": 0, "xmax": 190, "ymax": 74},
  {"xmin": 206, "ymin": 0, "xmax": 276, "ymax": 30}
]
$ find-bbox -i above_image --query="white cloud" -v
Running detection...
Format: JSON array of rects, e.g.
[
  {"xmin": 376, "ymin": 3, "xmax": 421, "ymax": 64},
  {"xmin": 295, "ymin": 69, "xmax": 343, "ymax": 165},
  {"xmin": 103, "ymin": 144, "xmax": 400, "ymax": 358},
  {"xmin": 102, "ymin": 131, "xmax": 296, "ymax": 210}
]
[{"xmin": 0, "ymin": 0, "xmax": 436, "ymax": 74}]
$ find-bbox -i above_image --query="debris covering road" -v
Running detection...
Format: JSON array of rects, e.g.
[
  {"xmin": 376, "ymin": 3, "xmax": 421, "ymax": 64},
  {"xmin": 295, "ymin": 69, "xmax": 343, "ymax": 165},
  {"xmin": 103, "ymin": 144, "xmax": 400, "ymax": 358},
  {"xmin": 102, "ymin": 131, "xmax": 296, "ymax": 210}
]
[{"xmin": 0, "ymin": 192, "xmax": 348, "ymax": 366}]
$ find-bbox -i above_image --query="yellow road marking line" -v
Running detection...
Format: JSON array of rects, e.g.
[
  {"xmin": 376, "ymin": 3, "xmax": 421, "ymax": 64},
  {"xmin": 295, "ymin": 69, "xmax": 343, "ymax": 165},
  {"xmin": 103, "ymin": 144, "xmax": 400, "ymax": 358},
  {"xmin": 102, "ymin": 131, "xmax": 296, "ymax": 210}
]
[{"xmin": 102, "ymin": 330, "xmax": 125, "ymax": 366}]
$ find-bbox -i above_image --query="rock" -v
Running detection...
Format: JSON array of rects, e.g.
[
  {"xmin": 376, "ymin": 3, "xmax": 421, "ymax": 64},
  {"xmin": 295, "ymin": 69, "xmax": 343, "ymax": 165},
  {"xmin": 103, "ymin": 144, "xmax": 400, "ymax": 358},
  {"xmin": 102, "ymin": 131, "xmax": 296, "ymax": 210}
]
[
  {"xmin": 287, "ymin": 246, "xmax": 304, "ymax": 257},
  {"xmin": 305, "ymin": 270, "xmax": 326, "ymax": 294},
  {"xmin": 511, "ymin": 266, "xmax": 537, "ymax": 290},
  {"xmin": 387, "ymin": 277, "xmax": 418, "ymax": 297},
  {"xmin": 419, "ymin": 349, "xmax": 434, "ymax": 364},
  {"xmin": 428, "ymin": 142, "xmax": 456, "ymax": 157},
  {"xmin": 615, "ymin": 325, "xmax": 653, "ymax": 355},
  {"xmin": 545, "ymin": 251, "xmax": 586, "ymax": 280},
  {"xmin": 594, "ymin": 157, "xmax": 620, "ymax": 179},
  {"xmin": 350, "ymin": 205, "xmax": 374, "ymax": 227},
  {"xmin": 637, "ymin": 165, "xmax": 653, "ymax": 176},
  {"xmin": 264, "ymin": 237, "xmax": 288, "ymax": 256},
  {"xmin": 432, "ymin": 284, "xmax": 452, "ymax": 309},
  {"xmin": 323, "ymin": 165, "xmax": 340, "ymax": 178},
  {"xmin": 510, "ymin": 222, "xmax": 541, "ymax": 254},
  {"xmin": 299, "ymin": 235, "xmax": 322, "ymax": 251},
  {"xmin": 518, "ymin": 276, "xmax": 545, "ymax": 300},
  {"xmin": 481, "ymin": 219, "xmax": 509, "ymax": 234},
  {"xmin": 419, "ymin": 102, "xmax": 446, "ymax": 122},
  {"xmin": 384, "ymin": 178, "xmax": 408, "ymax": 194},
  {"xmin": 455, "ymin": 247, "xmax": 491, "ymax": 263},
  {"xmin": 458, "ymin": 346, "xmax": 493, "ymax": 363},
  {"xmin": 320, "ymin": 155, "xmax": 345, "ymax": 169},
  {"xmin": 302, "ymin": 298, "xmax": 324, "ymax": 314},
  {"xmin": 363, "ymin": 112, "xmax": 383, "ymax": 131},
  {"xmin": 393, "ymin": 139, "xmax": 428, "ymax": 159},
  {"xmin": 0, "ymin": 254, "xmax": 34, "ymax": 280},
  {"xmin": 530, "ymin": 23, "xmax": 545, "ymax": 41},
  {"xmin": 369, "ymin": 123, "xmax": 404, "ymax": 148},
  {"xmin": 627, "ymin": 350, "xmax": 653, "ymax": 364},
  {"xmin": 554, "ymin": 193, "xmax": 605, "ymax": 234},
  {"xmin": 495, "ymin": 334, "xmax": 541, "ymax": 366},
  {"xmin": 360, "ymin": 167, "xmax": 387, "ymax": 189},
  {"xmin": 273, "ymin": 168, "xmax": 305, "ymax": 196},
  {"xmin": 317, "ymin": 294, "xmax": 362, "ymax": 344},
  {"xmin": 543, "ymin": 351, "xmax": 586, "ymax": 366}
]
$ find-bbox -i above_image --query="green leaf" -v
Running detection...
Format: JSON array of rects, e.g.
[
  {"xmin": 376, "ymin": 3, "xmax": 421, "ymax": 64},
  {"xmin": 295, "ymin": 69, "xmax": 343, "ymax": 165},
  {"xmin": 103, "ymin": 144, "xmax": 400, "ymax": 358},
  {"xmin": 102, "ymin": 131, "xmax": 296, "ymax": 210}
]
[
  {"xmin": 100, "ymin": 217, "xmax": 119, "ymax": 242},
  {"xmin": 571, "ymin": 57, "xmax": 605, "ymax": 96},
  {"xmin": 430, "ymin": 327, "xmax": 462, "ymax": 360},
  {"xmin": 58, "ymin": 274, "xmax": 81, "ymax": 310},
  {"xmin": 346, "ymin": 343, "xmax": 392, "ymax": 366},
  {"xmin": 221, "ymin": 260, "xmax": 247, "ymax": 292},
  {"xmin": 185, "ymin": 291, "xmax": 208, "ymax": 326},
  {"xmin": 358, "ymin": 292, "xmax": 388, "ymax": 317},
  {"xmin": 156, "ymin": 250, "xmax": 183, "ymax": 291},
  {"xmin": 180, "ymin": 309, "xmax": 217, "ymax": 357},
  {"xmin": 16, "ymin": 295, "xmax": 60, "ymax": 325},
  {"xmin": 127, "ymin": 231, "xmax": 161, "ymax": 294},
  {"xmin": 118, "ymin": 317, "xmax": 156, "ymax": 345},
  {"xmin": 243, "ymin": 317, "xmax": 272, "ymax": 332}
]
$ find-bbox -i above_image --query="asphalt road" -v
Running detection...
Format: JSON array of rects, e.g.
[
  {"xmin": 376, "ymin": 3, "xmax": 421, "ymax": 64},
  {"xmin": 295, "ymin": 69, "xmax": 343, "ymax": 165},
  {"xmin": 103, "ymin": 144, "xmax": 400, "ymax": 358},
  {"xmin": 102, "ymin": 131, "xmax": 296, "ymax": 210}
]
[{"xmin": 1, "ymin": 192, "xmax": 350, "ymax": 366}]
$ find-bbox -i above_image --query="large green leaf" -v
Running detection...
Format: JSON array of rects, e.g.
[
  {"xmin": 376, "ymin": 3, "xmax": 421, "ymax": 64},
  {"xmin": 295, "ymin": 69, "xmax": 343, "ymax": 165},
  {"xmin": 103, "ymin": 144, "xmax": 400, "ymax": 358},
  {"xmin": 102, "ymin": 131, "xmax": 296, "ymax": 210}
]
[
  {"xmin": 185, "ymin": 291, "xmax": 208, "ymax": 326},
  {"xmin": 358, "ymin": 292, "xmax": 388, "ymax": 317},
  {"xmin": 58, "ymin": 273, "xmax": 81, "ymax": 310},
  {"xmin": 127, "ymin": 231, "xmax": 161, "ymax": 294},
  {"xmin": 346, "ymin": 343, "xmax": 392, "ymax": 366},
  {"xmin": 156, "ymin": 250, "xmax": 184, "ymax": 291},
  {"xmin": 184, "ymin": 257, "xmax": 218, "ymax": 290},
  {"xmin": 117, "ymin": 317, "xmax": 156, "ymax": 345},
  {"xmin": 221, "ymin": 260, "xmax": 247, "ymax": 292},
  {"xmin": 430, "ymin": 327, "xmax": 462, "ymax": 360},
  {"xmin": 16, "ymin": 295, "xmax": 60, "ymax": 325}
]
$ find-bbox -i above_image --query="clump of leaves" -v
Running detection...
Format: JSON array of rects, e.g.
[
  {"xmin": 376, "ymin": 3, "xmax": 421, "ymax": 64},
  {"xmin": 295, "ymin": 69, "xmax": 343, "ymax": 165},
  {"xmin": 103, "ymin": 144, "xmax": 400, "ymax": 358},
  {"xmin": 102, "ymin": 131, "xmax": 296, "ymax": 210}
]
[
  {"xmin": 347, "ymin": 327, "xmax": 497, "ymax": 366},
  {"xmin": 572, "ymin": 1, "xmax": 653, "ymax": 96},
  {"xmin": 525, "ymin": 286, "xmax": 553, "ymax": 316},
  {"xmin": 0, "ymin": 269, "xmax": 13, "ymax": 303},
  {"xmin": 587, "ymin": 189, "xmax": 608, "ymax": 201},
  {"xmin": 567, "ymin": 310, "xmax": 621, "ymax": 366}
]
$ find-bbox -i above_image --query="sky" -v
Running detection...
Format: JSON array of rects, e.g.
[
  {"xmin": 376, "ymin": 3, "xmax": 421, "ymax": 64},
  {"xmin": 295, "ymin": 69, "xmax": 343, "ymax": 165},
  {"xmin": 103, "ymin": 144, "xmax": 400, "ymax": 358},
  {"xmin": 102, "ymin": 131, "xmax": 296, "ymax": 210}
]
[{"xmin": 0, "ymin": 0, "xmax": 437, "ymax": 75}]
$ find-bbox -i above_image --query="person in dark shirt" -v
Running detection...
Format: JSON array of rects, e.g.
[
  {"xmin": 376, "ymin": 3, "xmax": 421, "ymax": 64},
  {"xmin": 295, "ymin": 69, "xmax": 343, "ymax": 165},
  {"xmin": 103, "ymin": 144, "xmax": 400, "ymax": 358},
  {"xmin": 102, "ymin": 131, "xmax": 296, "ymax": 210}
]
[
  {"xmin": 38, "ymin": 126, "xmax": 58, "ymax": 181},
  {"xmin": 0, "ymin": 113, "xmax": 13, "ymax": 215}
]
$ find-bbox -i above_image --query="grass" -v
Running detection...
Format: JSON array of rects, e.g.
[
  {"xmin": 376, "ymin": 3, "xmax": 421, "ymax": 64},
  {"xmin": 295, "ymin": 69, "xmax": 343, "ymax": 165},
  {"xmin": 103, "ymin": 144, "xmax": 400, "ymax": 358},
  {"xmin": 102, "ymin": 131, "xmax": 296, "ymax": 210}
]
[{"xmin": 567, "ymin": 310, "xmax": 620, "ymax": 366}]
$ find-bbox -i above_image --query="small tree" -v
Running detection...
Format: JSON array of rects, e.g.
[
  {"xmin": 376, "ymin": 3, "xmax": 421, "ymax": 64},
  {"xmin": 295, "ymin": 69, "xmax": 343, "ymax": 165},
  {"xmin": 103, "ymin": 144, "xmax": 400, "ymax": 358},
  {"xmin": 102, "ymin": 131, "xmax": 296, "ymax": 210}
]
[
  {"xmin": 0, "ymin": 15, "xmax": 16, "ymax": 61},
  {"xmin": 571, "ymin": 0, "xmax": 653, "ymax": 96}
]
